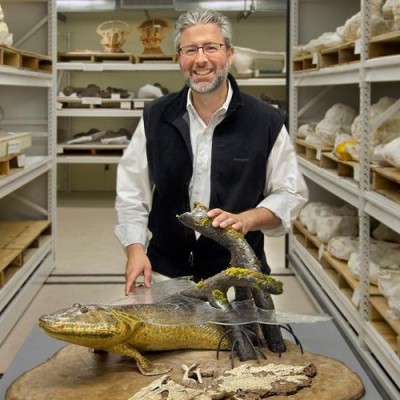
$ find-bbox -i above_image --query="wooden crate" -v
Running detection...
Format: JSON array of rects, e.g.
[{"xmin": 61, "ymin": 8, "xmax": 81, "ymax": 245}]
[
  {"xmin": 320, "ymin": 42, "xmax": 360, "ymax": 68},
  {"xmin": 57, "ymin": 97, "xmax": 132, "ymax": 109},
  {"xmin": 293, "ymin": 54, "xmax": 319, "ymax": 72},
  {"xmin": 320, "ymin": 152, "xmax": 360, "ymax": 181},
  {"xmin": 0, "ymin": 45, "xmax": 19, "ymax": 68},
  {"xmin": 20, "ymin": 50, "xmax": 52, "ymax": 72},
  {"xmin": 58, "ymin": 51, "xmax": 137, "ymax": 63},
  {"xmin": 369, "ymin": 30, "xmax": 400, "ymax": 59},
  {"xmin": 0, "ymin": 220, "xmax": 51, "ymax": 287},
  {"xmin": 370, "ymin": 296, "xmax": 400, "ymax": 355},
  {"xmin": 0, "ymin": 45, "xmax": 52, "ymax": 72},
  {"xmin": 0, "ymin": 153, "xmax": 24, "ymax": 180},
  {"xmin": 57, "ymin": 143, "xmax": 126, "ymax": 156},
  {"xmin": 372, "ymin": 166, "xmax": 400, "ymax": 205},
  {"xmin": 295, "ymin": 138, "xmax": 332, "ymax": 166},
  {"xmin": 135, "ymin": 53, "xmax": 177, "ymax": 63}
]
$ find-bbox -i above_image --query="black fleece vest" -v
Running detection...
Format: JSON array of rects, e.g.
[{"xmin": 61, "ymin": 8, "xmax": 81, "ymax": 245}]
[{"xmin": 143, "ymin": 75, "xmax": 284, "ymax": 280}]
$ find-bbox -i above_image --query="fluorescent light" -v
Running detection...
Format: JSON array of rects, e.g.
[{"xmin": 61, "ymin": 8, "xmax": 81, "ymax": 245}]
[
  {"xmin": 57, "ymin": 0, "xmax": 116, "ymax": 12},
  {"xmin": 174, "ymin": 0, "xmax": 253, "ymax": 11},
  {"xmin": 174, "ymin": 0, "xmax": 286, "ymax": 13}
]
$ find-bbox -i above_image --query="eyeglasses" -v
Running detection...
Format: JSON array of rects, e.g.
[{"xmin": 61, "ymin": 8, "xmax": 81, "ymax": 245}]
[{"xmin": 178, "ymin": 43, "xmax": 226, "ymax": 57}]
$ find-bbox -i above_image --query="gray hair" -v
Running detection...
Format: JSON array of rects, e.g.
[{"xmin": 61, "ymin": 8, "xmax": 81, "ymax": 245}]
[{"xmin": 173, "ymin": 10, "xmax": 233, "ymax": 52}]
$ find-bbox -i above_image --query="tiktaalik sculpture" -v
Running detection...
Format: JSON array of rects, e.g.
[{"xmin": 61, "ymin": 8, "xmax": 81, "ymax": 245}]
[{"xmin": 39, "ymin": 203, "xmax": 328, "ymax": 376}]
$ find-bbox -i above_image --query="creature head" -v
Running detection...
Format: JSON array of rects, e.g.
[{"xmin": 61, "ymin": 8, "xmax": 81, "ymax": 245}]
[{"xmin": 39, "ymin": 303, "xmax": 137, "ymax": 348}]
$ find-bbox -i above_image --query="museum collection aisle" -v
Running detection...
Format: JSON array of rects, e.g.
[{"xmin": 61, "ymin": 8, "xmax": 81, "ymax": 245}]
[{"xmin": 0, "ymin": 192, "xmax": 393, "ymax": 399}]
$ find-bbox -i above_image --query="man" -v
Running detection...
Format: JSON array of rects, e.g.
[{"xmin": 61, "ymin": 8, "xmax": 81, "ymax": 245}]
[{"xmin": 115, "ymin": 10, "xmax": 308, "ymax": 295}]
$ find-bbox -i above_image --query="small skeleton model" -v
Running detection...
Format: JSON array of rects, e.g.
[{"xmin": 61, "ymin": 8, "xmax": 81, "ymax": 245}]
[
  {"xmin": 96, "ymin": 20, "xmax": 131, "ymax": 53},
  {"xmin": 138, "ymin": 18, "xmax": 169, "ymax": 54}
]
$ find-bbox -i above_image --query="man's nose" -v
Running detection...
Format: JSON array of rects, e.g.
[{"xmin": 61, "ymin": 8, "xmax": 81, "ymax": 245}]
[{"xmin": 194, "ymin": 48, "xmax": 207, "ymax": 61}]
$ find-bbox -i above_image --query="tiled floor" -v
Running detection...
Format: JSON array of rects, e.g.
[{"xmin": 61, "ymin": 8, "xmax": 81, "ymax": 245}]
[{"xmin": 0, "ymin": 191, "xmax": 319, "ymax": 375}]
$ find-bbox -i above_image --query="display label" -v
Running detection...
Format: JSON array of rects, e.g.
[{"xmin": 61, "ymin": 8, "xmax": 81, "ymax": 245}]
[
  {"xmin": 83, "ymin": 64, "xmax": 104, "ymax": 72},
  {"xmin": 354, "ymin": 40, "xmax": 361, "ymax": 55},
  {"xmin": 318, "ymin": 244, "xmax": 324, "ymax": 260},
  {"xmin": 17, "ymin": 153, "xmax": 26, "ymax": 167},
  {"xmin": 82, "ymin": 97, "xmax": 102, "ymax": 105},
  {"xmin": 353, "ymin": 164, "xmax": 360, "ymax": 181},
  {"xmin": 134, "ymin": 100, "xmax": 145, "ymax": 109},
  {"xmin": 8, "ymin": 139, "xmax": 21, "ymax": 154},
  {"xmin": 352, "ymin": 287, "xmax": 361, "ymax": 306},
  {"xmin": 120, "ymin": 101, "xmax": 131, "ymax": 109}
]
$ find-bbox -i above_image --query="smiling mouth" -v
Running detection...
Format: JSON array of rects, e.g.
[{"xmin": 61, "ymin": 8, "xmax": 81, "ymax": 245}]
[{"xmin": 194, "ymin": 69, "xmax": 212, "ymax": 76}]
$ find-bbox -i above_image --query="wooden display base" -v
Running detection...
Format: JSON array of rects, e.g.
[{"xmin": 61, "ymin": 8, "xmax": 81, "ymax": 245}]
[{"xmin": 5, "ymin": 341, "xmax": 364, "ymax": 400}]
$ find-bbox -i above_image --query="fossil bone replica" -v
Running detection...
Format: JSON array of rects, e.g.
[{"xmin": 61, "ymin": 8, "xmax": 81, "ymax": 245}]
[
  {"xmin": 39, "ymin": 203, "xmax": 329, "ymax": 376},
  {"xmin": 96, "ymin": 20, "xmax": 131, "ymax": 53},
  {"xmin": 233, "ymin": 46, "xmax": 286, "ymax": 75},
  {"xmin": 138, "ymin": 18, "xmax": 169, "ymax": 54}
]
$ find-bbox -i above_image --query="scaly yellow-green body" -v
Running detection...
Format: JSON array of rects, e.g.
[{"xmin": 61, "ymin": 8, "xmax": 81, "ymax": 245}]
[{"xmin": 39, "ymin": 301, "xmax": 231, "ymax": 375}]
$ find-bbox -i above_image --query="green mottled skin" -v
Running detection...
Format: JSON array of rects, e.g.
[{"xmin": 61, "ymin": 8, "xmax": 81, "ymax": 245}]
[
  {"xmin": 178, "ymin": 203, "xmax": 287, "ymax": 355},
  {"xmin": 39, "ymin": 300, "xmax": 231, "ymax": 376}
]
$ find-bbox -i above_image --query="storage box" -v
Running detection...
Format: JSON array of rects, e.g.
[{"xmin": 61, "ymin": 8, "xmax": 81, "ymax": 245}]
[{"xmin": 0, "ymin": 132, "xmax": 32, "ymax": 158}]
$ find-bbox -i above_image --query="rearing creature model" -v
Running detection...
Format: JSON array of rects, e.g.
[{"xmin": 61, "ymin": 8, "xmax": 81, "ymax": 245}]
[{"xmin": 39, "ymin": 203, "xmax": 329, "ymax": 375}]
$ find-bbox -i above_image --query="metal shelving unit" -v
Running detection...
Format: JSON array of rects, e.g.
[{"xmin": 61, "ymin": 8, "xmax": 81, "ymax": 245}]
[
  {"xmin": 56, "ymin": 11, "xmax": 287, "ymax": 170},
  {"xmin": 289, "ymin": 1, "xmax": 400, "ymax": 398},
  {"xmin": 0, "ymin": 0, "xmax": 56, "ymax": 346}
]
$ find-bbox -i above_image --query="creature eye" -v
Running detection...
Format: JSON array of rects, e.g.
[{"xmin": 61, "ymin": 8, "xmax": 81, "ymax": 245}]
[
  {"xmin": 80, "ymin": 306, "xmax": 89, "ymax": 313},
  {"xmin": 73, "ymin": 303, "xmax": 81, "ymax": 308}
]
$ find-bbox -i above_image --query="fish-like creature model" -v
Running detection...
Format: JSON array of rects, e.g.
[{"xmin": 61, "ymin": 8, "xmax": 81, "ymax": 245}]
[
  {"xmin": 39, "ymin": 203, "xmax": 329, "ymax": 375},
  {"xmin": 38, "ymin": 267, "xmax": 283, "ymax": 375}
]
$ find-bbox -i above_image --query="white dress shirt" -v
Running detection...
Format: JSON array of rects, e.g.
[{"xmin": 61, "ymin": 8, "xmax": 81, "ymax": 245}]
[{"xmin": 115, "ymin": 84, "xmax": 308, "ymax": 248}]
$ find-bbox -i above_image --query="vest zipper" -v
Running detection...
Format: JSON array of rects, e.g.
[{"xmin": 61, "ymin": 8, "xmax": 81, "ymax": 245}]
[{"xmin": 189, "ymin": 251, "xmax": 194, "ymax": 267}]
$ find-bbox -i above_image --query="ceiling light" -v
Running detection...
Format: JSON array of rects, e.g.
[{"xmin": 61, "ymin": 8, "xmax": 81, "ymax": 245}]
[
  {"xmin": 56, "ymin": 0, "xmax": 116, "ymax": 12},
  {"xmin": 173, "ymin": 0, "xmax": 286, "ymax": 13}
]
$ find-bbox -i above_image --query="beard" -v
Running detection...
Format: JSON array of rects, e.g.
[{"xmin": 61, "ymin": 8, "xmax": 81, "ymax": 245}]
[{"xmin": 184, "ymin": 62, "xmax": 230, "ymax": 94}]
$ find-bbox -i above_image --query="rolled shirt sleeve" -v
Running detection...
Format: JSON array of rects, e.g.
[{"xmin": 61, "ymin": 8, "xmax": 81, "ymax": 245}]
[
  {"xmin": 258, "ymin": 125, "xmax": 309, "ymax": 236},
  {"xmin": 114, "ymin": 118, "xmax": 153, "ymax": 248}
]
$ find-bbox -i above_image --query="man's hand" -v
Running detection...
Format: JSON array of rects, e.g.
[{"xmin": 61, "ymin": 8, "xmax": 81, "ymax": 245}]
[
  {"xmin": 207, "ymin": 207, "xmax": 281, "ymax": 235},
  {"xmin": 125, "ymin": 243, "xmax": 152, "ymax": 295}
]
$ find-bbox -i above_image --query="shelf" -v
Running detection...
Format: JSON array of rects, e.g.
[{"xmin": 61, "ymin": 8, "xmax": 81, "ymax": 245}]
[
  {"xmin": 298, "ymin": 157, "xmax": 360, "ymax": 207},
  {"xmin": 57, "ymin": 109, "xmax": 142, "ymax": 117},
  {"xmin": 236, "ymin": 77, "xmax": 286, "ymax": 86},
  {"xmin": 57, "ymin": 62, "xmax": 180, "ymax": 71},
  {"xmin": 365, "ymin": 191, "xmax": 400, "ymax": 235},
  {"xmin": 293, "ymin": 63, "xmax": 360, "ymax": 86},
  {"xmin": 0, "ymin": 65, "xmax": 52, "ymax": 88},
  {"xmin": 0, "ymin": 156, "xmax": 51, "ymax": 199},
  {"xmin": 364, "ymin": 321, "xmax": 400, "ymax": 386},
  {"xmin": 291, "ymin": 238, "xmax": 361, "ymax": 330},
  {"xmin": 57, "ymin": 155, "xmax": 121, "ymax": 164},
  {"xmin": 365, "ymin": 54, "xmax": 400, "ymax": 82},
  {"xmin": 0, "ymin": 249, "xmax": 53, "ymax": 346},
  {"xmin": 56, "ymin": 142, "xmax": 125, "ymax": 164}
]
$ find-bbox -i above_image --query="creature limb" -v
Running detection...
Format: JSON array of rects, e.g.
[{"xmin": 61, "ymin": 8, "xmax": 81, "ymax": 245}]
[{"xmin": 111, "ymin": 343, "xmax": 172, "ymax": 376}]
